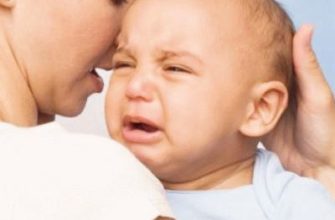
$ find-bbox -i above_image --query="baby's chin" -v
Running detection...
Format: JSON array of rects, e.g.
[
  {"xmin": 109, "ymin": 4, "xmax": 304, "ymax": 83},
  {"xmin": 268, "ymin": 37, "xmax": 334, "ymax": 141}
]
[{"xmin": 125, "ymin": 145, "xmax": 167, "ymax": 171}]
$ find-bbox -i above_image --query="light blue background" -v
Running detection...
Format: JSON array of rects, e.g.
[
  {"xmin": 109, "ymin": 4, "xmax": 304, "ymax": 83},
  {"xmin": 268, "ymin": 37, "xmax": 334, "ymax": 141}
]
[{"xmin": 278, "ymin": 0, "xmax": 335, "ymax": 91}]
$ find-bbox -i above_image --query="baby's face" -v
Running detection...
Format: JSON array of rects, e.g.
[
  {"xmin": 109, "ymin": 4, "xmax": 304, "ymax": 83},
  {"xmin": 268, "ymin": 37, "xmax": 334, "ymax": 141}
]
[{"xmin": 106, "ymin": 0, "xmax": 257, "ymax": 184}]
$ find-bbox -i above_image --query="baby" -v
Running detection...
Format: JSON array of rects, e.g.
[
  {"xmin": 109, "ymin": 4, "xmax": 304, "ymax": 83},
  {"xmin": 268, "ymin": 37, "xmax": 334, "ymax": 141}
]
[{"xmin": 106, "ymin": 0, "xmax": 335, "ymax": 219}]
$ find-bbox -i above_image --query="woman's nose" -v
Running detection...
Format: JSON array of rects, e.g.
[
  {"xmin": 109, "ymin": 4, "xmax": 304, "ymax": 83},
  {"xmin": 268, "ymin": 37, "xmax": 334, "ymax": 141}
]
[{"xmin": 96, "ymin": 45, "xmax": 116, "ymax": 71}]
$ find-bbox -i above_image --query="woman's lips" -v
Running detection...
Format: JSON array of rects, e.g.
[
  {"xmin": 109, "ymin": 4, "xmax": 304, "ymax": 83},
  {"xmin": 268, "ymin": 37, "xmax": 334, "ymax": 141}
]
[
  {"xmin": 122, "ymin": 116, "xmax": 163, "ymax": 144},
  {"xmin": 89, "ymin": 69, "xmax": 104, "ymax": 93}
]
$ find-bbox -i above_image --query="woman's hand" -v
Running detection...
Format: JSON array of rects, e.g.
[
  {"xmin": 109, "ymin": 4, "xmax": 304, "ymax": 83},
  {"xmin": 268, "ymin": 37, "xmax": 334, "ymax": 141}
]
[{"xmin": 263, "ymin": 25, "xmax": 335, "ymax": 197}]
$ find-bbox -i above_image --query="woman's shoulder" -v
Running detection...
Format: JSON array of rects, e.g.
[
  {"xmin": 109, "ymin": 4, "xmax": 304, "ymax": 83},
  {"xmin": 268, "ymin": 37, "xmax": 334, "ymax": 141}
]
[
  {"xmin": 0, "ymin": 121, "xmax": 173, "ymax": 219},
  {"xmin": 0, "ymin": 121, "xmax": 124, "ymax": 151},
  {"xmin": 0, "ymin": 121, "xmax": 168, "ymax": 194}
]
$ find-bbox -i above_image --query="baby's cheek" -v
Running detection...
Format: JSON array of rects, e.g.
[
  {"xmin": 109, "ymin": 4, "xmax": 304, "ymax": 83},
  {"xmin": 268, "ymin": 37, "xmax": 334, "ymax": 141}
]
[{"xmin": 105, "ymin": 95, "xmax": 122, "ymax": 137}]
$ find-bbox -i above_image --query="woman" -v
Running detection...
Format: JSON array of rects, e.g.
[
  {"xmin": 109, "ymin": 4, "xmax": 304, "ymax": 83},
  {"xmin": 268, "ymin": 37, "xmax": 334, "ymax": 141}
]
[{"xmin": 0, "ymin": 0, "xmax": 173, "ymax": 219}]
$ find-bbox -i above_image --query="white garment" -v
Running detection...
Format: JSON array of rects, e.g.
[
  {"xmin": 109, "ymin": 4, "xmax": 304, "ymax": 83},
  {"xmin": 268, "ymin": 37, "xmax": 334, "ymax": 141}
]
[
  {"xmin": 0, "ymin": 122, "xmax": 173, "ymax": 220},
  {"xmin": 167, "ymin": 149, "xmax": 335, "ymax": 220}
]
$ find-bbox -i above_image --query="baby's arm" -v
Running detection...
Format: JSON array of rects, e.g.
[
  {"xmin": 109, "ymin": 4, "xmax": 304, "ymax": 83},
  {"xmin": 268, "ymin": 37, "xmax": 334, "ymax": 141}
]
[{"xmin": 262, "ymin": 25, "xmax": 335, "ymax": 198}]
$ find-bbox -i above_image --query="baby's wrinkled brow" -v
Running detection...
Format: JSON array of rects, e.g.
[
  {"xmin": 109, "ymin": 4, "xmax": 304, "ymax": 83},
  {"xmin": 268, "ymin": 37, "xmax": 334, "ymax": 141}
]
[{"xmin": 157, "ymin": 50, "xmax": 203, "ymax": 65}]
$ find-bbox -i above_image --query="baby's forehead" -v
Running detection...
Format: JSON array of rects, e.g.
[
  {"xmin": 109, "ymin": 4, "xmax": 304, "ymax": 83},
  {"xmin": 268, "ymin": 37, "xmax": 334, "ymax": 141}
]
[
  {"xmin": 128, "ymin": 0, "xmax": 278, "ymax": 30},
  {"xmin": 124, "ymin": 0, "xmax": 254, "ymax": 39},
  {"xmin": 122, "ymin": 0, "xmax": 292, "ymax": 65},
  {"xmin": 119, "ymin": 0, "xmax": 251, "ymax": 57}
]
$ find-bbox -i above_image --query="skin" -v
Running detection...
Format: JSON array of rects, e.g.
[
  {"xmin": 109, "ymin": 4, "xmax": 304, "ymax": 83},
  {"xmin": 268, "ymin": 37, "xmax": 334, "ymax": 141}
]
[
  {"xmin": 106, "ymin": 0, "xmax": 289, "ymax": 190},
  {"xmin": 0, "ymin": 0, "xmax": 333, "ymax": 203},
  {"xmin": 0, "ymin": 2, "xmax": 174, "ymax": 218},
  {"xmin": 0, "ymin": 0, "xmax": 130, "ymax": 125},
  {"xmin": 264, "ymin": 25, "xmax": 335, "ymax": 198}
]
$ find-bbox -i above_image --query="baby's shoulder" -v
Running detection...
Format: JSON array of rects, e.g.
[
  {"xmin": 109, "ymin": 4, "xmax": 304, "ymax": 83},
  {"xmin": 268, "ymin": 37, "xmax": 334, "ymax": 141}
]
[
  {"xmin": 275, "ymin": 175, "xmax": 335, "ymax": 219},
  {"xmin": 253, "ymin": 149, "xmax": 335, "ymax": 220}
]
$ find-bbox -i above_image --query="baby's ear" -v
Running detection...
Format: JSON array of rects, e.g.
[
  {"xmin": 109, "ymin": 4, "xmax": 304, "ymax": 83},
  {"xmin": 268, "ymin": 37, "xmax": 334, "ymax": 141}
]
[
  {"xmin": 239, "ymin": 81, "xmax": 288, "ymax": 137},
  {"xmin": 0, "ymin": 0, "xmax": 15, "ymax": 8}
]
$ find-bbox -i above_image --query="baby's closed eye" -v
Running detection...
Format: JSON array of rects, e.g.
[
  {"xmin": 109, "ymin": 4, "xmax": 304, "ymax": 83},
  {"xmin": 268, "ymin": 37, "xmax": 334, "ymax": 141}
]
[
  {"xmin": 112, "ymin": 61, "xmax": 134, "ymax": 70},
  {"xmin": 163, "ymin": 65, "xmax": 192, "ymax": 74}
]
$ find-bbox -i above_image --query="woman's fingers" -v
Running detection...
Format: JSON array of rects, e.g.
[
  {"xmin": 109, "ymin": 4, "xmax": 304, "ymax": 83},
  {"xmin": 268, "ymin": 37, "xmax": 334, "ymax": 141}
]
[{"xmin": 293, "ymin": 25, "xmax": 334, "ymax": 105}]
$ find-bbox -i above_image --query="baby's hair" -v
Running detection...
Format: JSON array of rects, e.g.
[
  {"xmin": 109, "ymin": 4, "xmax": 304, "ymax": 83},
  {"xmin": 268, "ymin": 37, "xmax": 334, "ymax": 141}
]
[{"xmin": 238, "ymin": 0, "xmax": 297, "ymax": 114}]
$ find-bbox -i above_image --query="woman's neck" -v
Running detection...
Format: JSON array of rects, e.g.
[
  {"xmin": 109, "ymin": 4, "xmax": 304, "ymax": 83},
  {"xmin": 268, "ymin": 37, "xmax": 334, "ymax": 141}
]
[
  {"xmin": 38, "ymin": 113, "xmax": 55, "ymax": 125},
  {"xmin": 0, "ymin": 33, "xmax": 38, "ymax": 126}
]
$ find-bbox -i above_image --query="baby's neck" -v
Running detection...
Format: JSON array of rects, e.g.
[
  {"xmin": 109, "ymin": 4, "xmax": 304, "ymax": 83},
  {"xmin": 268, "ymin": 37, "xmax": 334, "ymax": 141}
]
[{"xmin": 164, "ymin": 153, "xmax": 256, "ymax": 190}]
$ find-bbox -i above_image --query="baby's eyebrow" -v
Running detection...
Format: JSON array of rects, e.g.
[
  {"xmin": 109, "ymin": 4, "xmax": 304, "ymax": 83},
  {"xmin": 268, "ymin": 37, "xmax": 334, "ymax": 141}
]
[
  {"xmin": 158, "ymin": 50, "xmax": 203, "ymax": 65},
  {"xmin": 113, "ymin": 46, "xmax": 136, "ymax": 60}
]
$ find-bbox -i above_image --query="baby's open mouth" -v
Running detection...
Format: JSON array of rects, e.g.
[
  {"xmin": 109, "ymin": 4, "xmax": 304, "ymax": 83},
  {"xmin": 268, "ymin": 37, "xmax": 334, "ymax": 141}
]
[
  {"xmin": 129, "ymin": 122, "xmax": 159, "ymax": 133},
  {"xmin": 122, "ymin": 116, "xmax": 162, "ymax": 144}
]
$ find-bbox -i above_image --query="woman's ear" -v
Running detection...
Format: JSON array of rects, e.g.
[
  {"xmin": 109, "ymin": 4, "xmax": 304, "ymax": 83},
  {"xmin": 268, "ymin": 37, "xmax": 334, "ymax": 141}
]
[
  {"xmin": 239, "ymin": 81, "xmax": 289, "ymax": 137},
  {"xmin": 0, "ymin": 0, "xmax": 15, "ymax": 8}
]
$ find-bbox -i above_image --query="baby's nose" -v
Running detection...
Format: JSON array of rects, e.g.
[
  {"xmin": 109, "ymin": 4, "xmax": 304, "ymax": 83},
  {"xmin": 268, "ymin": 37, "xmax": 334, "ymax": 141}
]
[{"xmin": 125, "ymin": 73, "xmax": 155, "ymax": 102}]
